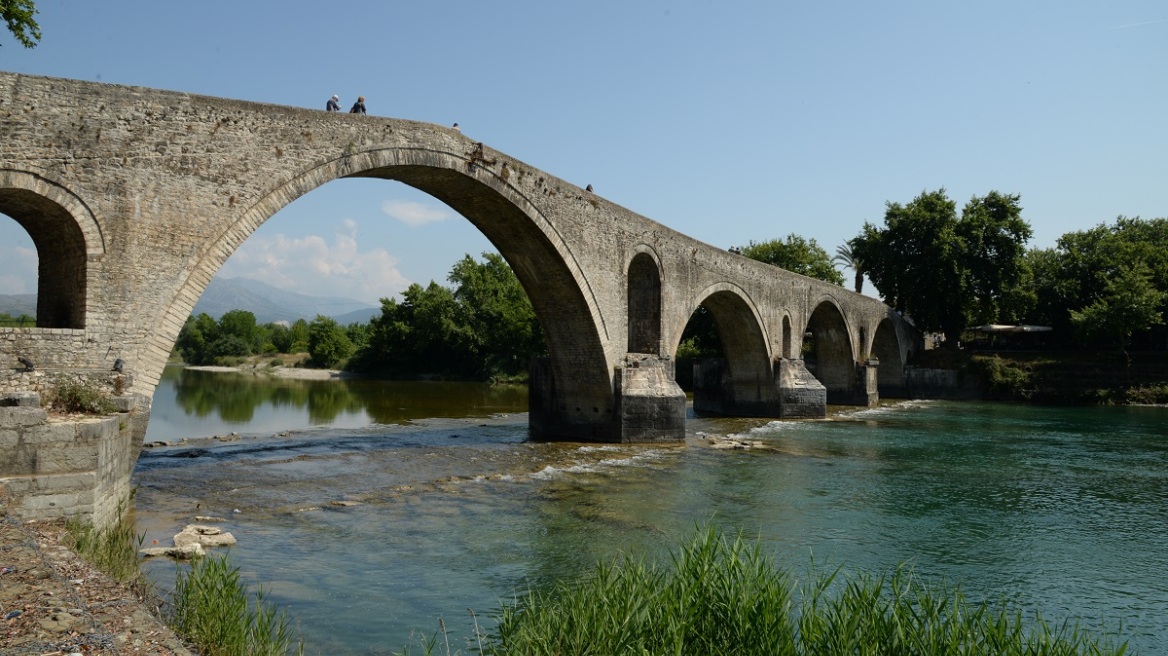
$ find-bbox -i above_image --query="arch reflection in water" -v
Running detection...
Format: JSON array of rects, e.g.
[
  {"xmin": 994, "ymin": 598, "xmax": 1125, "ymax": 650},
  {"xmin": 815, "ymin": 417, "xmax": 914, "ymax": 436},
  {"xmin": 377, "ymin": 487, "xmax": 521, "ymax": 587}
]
[{"xmin": 146, "ymin": 364, "xmax": 528, "ymax": 442}]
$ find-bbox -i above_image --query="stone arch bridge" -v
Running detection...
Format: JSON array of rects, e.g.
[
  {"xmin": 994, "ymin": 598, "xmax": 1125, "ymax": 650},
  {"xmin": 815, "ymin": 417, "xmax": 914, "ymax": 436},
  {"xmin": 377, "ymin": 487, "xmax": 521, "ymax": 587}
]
[{"xmin": 0, "ymin": 72, "xmax": 917, "ymax": 520}]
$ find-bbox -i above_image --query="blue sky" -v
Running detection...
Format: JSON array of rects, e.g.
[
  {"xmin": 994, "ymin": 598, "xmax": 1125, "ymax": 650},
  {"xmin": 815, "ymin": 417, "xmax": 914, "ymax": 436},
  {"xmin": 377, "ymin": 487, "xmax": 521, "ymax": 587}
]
[{"xmin": 2, "ymin": 1, "xmax": 1165, "ymax": 305}]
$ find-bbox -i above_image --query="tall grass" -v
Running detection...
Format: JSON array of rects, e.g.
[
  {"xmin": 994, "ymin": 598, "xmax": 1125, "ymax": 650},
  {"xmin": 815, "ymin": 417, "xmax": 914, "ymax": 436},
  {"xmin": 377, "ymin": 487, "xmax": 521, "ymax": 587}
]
[
  {"xmin": 170, "ymin": 552, "xmax": 304, "ymax": 656},
  {"xmin": 64, "ymin": 509, "xmax": 146, "ymax": 586},
  {"xmin": 482, "ymin": 526, "xmax": 1127, "ymax": 656}
]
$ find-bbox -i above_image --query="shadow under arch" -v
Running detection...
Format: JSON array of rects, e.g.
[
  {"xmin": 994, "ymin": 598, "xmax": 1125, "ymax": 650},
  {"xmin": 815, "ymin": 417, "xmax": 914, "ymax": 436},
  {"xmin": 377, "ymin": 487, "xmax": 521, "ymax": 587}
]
[
  {"xmin": 157, "ymin": 147, "xmax": 616, "ymax": 440},
  {"xmin": 804, "ymin": 298, "xmax": 856, "ymax": 404},
  {"xmin": 680, "ymin": 284, "xmax": 776, "ymax": 416},
  {"xmin": 871, "ymin": 317, "xmax": 906, "ymax": 397},
  {"xmin": 627, "ymin": 250, "xmax": 662, "ymax": 355},
  {"xmin": 0, "ymin": 169, "xmax": 105, "ymax": 329}
]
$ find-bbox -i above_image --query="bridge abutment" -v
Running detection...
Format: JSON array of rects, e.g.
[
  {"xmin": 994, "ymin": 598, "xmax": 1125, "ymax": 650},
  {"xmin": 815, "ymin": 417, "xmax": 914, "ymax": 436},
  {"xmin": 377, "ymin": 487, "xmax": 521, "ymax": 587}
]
[{"xmin": 0, "ymin": 391, "xmax": 144, "ymax": 529}]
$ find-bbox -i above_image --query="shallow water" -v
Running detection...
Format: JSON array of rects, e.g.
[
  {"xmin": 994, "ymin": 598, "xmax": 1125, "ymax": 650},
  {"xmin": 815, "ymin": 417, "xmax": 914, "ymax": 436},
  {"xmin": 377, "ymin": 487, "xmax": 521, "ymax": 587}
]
[{"xmin": 134, "ymin": 368, "xmax": 1168, "ymax": 654}]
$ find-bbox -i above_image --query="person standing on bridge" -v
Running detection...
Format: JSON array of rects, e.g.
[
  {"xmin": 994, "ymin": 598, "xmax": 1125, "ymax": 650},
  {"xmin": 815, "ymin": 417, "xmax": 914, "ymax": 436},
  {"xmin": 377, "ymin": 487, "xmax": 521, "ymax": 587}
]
[
  {"xmin": 326, "ymin": 94, "xmax": 340, "ymax": 112},
  {"xmin": 350, "ymin": 96, "xmax": 366, "ymax": 114}
]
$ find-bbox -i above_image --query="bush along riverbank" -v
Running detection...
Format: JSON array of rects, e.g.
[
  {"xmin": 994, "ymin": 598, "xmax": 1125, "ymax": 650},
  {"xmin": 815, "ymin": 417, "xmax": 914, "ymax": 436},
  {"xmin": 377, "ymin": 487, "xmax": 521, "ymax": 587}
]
[
  {"xmin": 396, "ymin": 526, "xmax": 1128, "ymax": 656},
  {"xmin": 913, "ymin": 349, "xmax": 1168, "ymax": 405}
]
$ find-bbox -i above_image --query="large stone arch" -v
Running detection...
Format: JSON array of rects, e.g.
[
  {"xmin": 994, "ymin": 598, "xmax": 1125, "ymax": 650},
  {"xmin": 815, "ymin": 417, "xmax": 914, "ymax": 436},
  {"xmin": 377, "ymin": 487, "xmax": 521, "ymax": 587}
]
[
  {"xmin": 148, "ymin": 146, "xmax": 615, "ymax": 440},
  {"xmin": 871, "ymin": 317, "xmax": 906, "ymax": 397},
  {"xmin": 804, "ymin": 298, "xmax": 856, "ymax": 404},
  {"xmin": 0, "ymin": 169, "xmax": 105, "ymax": 329},
  {"xmin": 627, "ymin": 248, "xmax": 663, "ymax": 355},
  {"xmin": 679, "ymin": 283, "xmax": 776, "ymax": 416}
]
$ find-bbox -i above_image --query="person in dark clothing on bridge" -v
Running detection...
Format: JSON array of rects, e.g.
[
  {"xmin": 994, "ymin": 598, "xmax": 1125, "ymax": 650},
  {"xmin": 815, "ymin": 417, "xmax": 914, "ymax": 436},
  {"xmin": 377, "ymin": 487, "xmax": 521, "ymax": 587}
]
[
  {"xmin": 350, "ymin": 96, "xmax": 366, "ymax": 114},
  {"xmin": 326, "ymin": 94, "xmax": 340, "ymax": 112}
]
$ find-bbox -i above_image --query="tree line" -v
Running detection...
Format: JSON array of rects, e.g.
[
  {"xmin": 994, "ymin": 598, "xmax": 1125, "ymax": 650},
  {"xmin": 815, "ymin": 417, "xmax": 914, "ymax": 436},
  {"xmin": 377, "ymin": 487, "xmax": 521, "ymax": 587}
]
[
  {"xmin": 174, "ymin": 252, "xmax": 546, "ymax": 382},
  {"xmin": 846, "ymin": 189, "xmax": 1166, "ymax": 352}
]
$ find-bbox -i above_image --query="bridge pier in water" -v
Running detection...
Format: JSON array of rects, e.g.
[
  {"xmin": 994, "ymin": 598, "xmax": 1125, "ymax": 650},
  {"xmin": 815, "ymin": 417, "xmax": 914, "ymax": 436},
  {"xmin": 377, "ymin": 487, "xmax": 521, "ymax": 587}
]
[
  {"xmin": 529, "ymin": 355, "xmax": 686, "ymax": 443},
  {"xmin": 694, "ymin": 357, "xmax": 880, "ymax": 419}
]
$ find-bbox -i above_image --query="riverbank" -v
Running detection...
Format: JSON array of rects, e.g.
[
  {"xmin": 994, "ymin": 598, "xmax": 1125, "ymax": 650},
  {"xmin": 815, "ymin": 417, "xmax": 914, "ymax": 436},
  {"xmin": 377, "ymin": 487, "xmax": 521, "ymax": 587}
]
[
  {"xmin": 913, "ymin": 349, "xmax": 1168, "ymax": 404},
  {"xmin": 185, "ymin": 362, "xmax": 355, "ymax": 380},
  {"xmin": 0, "ymin": 488, "xmax": 193, "ymax": 655}
]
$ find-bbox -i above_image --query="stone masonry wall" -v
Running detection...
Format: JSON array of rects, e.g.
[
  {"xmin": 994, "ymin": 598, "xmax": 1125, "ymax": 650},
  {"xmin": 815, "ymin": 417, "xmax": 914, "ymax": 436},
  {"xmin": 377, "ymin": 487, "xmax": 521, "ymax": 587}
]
[{"xmin": 0, "ymin": 392, "xmax": 138, "ymax": 528}]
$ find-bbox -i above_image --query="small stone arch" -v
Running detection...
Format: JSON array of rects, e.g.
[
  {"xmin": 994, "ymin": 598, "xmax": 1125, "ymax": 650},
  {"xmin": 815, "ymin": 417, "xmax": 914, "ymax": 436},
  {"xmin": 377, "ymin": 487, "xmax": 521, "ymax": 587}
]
[
  {"xmin": 679, "ymin": 283, "xmax": 775, "ymax": 416},
  {"xmin": 803, "ymin": 298, "xmax": 855, "ymax": 403},
  {"xmin": 0, "ymin": 169, "xmax": 105, "ymax": 329},
  {"xmin": 627, "ymin": 249, "xmax": 663, "ymax": 355}
]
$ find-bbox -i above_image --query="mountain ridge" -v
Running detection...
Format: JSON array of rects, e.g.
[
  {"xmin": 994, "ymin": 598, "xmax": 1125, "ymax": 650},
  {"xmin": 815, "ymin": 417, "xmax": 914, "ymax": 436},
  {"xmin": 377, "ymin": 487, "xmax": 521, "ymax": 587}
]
[{"xmin": 0, "ymin": 278, "xmax": 381, "ymax": 325}]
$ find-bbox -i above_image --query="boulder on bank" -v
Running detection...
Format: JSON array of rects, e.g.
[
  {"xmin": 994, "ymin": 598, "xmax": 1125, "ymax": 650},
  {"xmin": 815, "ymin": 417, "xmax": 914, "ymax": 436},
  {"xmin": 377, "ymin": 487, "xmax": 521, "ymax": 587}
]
[{"xmin": 173, "ymin": 524, "xmax": 237, "ymax": 548}]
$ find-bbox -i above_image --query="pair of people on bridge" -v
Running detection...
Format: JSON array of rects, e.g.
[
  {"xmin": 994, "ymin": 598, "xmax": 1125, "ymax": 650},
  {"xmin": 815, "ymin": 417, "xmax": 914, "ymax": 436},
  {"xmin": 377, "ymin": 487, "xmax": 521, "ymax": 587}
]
[{"xmin": 326, "ymin": 95, "xmax": 366, "ymax": 114}]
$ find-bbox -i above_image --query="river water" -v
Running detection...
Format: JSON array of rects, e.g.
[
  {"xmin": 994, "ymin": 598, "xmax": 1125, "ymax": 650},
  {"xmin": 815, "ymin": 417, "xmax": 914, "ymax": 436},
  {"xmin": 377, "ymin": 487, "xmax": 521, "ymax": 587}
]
[{"xmin": 133, "ymin": 366, "xmax": 1168, "ymax": 654}]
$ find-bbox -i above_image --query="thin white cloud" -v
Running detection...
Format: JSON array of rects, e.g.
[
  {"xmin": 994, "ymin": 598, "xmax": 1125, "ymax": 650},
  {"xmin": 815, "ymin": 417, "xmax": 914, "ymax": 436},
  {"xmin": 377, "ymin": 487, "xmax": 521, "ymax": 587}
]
[
  {"xmin": 0, "ymin": 246, "xmax": 37, "ymax": 295},
  {"xmin": 218, "ymin": 222, "xmax": 411, "ymax": 304},
  {"xmin": 381, "ymin": 199, "xmax": 452, "ymax": 227}
]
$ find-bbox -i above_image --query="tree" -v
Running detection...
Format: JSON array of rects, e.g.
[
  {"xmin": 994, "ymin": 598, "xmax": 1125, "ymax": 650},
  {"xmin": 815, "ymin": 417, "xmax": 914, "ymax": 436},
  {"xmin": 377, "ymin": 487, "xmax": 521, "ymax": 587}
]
[
  {"xmin": 449, "ymin": 252, "xmax": 545, "ymax": 378},
  {"xmin": 1070, "ymin": 262, "xmax": 1165, "ymax": 352},
  {"xmin": 2, "ymin": 0, "xmax": 40, "ymax": 48},
  {"xmin": 1029, "ymin": 217, "xmax": 1168, "ymax": 348},
  {"xmin": 307, "ymin": 315, "xmax": 355, "ymax": 369},
  {"xmin": 832, "ymin": 242, "xmax": 864, "ymax": 293},
  {"xmin": 740, "ymin": 234, "xmax": 845, "ymax": 286},
  {"xmin": 850, "ymin": 189, "xmax": 1032, "ymax": 346}
]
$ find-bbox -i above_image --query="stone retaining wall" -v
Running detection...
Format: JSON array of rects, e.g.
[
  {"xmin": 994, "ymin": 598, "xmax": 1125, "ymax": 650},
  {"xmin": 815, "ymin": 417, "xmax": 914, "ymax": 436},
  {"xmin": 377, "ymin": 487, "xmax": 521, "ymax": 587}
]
[{"xmin": 0, "ymin": 392, "xmax": 141, "ymax": 529}]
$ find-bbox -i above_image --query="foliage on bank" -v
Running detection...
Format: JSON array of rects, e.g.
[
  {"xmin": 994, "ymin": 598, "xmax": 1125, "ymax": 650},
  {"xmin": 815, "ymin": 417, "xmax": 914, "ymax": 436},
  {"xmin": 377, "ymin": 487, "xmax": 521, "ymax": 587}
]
[
  {"xmin": 398, "ymin": 526, "xmax": 1127, "ymax": 655},
  {"xmin": 170, "ymin": 552, "xmax": 304, "ymax": 656},
  {"xmin": 349, "ymin": 252, "xmax": 546, "ymax": 381}
]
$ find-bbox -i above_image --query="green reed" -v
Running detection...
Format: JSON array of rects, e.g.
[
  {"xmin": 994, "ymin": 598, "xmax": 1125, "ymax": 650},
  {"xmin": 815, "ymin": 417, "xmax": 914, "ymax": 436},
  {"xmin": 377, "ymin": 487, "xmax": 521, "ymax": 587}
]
[
  {"xmin": 64, "ymin": 509, "xmax": 145, "ymax": 585},
  {"xmin": 170, "ymin": 552, "xmax": 303, "ymax": 656},
  {"xmin": 481, "ymin": 525, "xmax": 1127, "ymax": 656}
]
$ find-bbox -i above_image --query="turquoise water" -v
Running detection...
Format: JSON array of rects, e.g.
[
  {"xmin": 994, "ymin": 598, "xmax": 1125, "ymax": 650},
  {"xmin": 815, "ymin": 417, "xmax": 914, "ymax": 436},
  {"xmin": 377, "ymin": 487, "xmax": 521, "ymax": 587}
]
[{"xmin": 135, "ymin": 370, "xmax": 1168, "ymax": 653}]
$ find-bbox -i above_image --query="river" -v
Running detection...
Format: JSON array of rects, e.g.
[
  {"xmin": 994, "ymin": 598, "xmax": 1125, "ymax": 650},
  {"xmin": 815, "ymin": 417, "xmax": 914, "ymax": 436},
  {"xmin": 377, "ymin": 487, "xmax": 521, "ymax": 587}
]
[{"xmin": 132, "ymin": 365, "xmax": 1168, "ymax": 654}]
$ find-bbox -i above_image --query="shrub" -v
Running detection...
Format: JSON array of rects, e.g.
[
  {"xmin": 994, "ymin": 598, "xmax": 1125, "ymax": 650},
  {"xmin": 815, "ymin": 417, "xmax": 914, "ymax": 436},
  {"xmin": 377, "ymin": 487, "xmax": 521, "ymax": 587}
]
[
  {"xmin": 970, "ymin": 355, "xmax": 1032, "ymax": 400},
  {"xmin": 48, "ymin": 377, "xmax": 117, "ymax": 414}
]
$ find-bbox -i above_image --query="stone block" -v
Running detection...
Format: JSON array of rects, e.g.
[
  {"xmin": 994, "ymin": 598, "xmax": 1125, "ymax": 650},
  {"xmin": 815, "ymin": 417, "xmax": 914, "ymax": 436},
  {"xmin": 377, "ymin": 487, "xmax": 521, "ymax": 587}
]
[
  {"xmin": 24, "ymin": 422, "xmax": 76, "ymax": 444},
  {"xmin": 35, "ymin": 444, "xmax": 99, "ymax": 474},
  {"xmin": 0, "ymin": 392, "xmax": 40, "ymax": 407},
  {"xmin": 0, "ymin": 406, "xmax": 48, "ymax": 427}
]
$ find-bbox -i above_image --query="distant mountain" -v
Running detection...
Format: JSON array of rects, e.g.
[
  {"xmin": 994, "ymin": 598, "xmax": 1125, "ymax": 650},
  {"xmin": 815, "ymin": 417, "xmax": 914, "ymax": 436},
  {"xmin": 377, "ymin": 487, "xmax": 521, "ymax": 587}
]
[
  {"xmin": 192, "ymin": 277, "xmax": 380, "ymax": 324},
  {"xmin": 0, "ymin": 293, "xmax": 36, "ymax": 317},
  {"xmin": 0, "ymin": 280, "xmax": 380, "ymax": 325}
]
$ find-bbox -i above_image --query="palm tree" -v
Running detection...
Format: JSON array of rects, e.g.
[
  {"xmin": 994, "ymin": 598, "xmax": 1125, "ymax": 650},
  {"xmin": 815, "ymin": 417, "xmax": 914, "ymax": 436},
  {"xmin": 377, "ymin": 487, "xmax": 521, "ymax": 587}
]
[{"xmin": 832, "ymin": 242, "xmax": 864, "ymax": 294}]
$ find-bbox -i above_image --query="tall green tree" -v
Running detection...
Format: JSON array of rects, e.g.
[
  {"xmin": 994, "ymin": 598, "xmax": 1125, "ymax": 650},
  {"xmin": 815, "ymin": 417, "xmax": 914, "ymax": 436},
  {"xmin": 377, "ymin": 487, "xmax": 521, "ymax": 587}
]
[
  {"xmin": 354, "ymin": 253, "xmax": 545, "ymax": 380},
  {"xmin": 2, "ymin": 0, "xmax": 40, "ymax": 48},
  {"xmin": 307, "ymin": 315, "xmax": 355, "ymax": 368},
  {"xmin": 1070, "ymin": 262, "xmax": 1165, "ymax": 352},
  {"xmin": 1030, "ymin": 216, "xmax": 1168, "ymax": 348},
  {"xmin": 850, "ymin": 189, "xmax": 1032, "ymax": 345},
  {"xmin": 740, "ymin": 234, "xmax": 845, "ymax": 285}
]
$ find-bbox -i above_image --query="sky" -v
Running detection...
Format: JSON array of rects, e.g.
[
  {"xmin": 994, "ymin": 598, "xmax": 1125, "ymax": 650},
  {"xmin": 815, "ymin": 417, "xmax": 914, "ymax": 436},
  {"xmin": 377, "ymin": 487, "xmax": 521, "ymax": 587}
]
[{"xmin": 2, "ymin": 1, "xmax": 1165, "ymax": 306}]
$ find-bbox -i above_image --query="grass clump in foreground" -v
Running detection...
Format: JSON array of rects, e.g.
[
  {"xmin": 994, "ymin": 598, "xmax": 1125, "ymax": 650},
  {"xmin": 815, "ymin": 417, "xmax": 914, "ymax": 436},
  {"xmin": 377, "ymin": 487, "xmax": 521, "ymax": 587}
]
[
  {"xmin": 170, "ymin": 551, "xmax": 304, "ymax": 656},
  {"xmin": 64, "ymin": 510, "xmax": 146, "ymax": 586},
  {"xmin": 467, "ymin": 526, "xmax": 1127, "ymax": 656}
]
